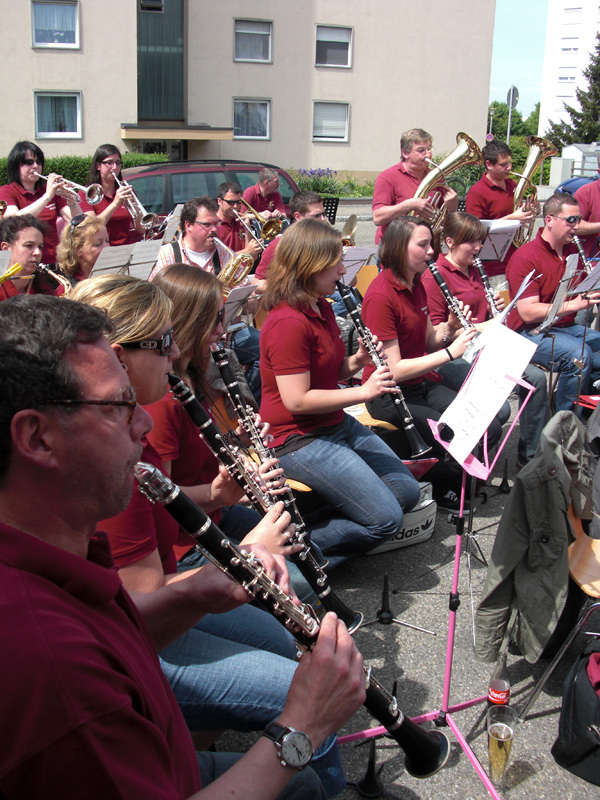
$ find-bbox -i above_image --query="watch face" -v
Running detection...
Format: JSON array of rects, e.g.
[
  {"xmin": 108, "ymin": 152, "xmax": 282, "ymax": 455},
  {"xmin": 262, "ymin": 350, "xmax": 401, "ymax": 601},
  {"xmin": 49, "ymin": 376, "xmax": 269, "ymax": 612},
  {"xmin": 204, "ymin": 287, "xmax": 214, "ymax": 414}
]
[{"xmin": 281, "ymin": 730, "xmax": 313, "ymax": 767}]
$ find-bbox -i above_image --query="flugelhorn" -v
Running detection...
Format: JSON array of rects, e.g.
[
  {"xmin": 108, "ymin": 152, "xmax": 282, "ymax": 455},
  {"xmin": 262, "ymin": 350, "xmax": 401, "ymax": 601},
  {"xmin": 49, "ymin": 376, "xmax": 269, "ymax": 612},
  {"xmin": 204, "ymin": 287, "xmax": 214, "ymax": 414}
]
[
  {"xmin": 212, "ymin": 237, "xmax": 255, "ymax": 297},
  {"xmin": 34, "ymin": 172, "xmax": 103, "ymax": 206},
  {"xmin": 112, "ymin": 171, "xmax": 157, "ymax": 230},
  {"xmin": 511, "ymin": 136, "xmax": 557, "ymax": 248},
  {"xmin": 240, "ymin": 197, "xmax": 282, "ymax": 241},
  {"xmin": 410, "ymin": 132, "xmax": 482, "ymax": 232}
]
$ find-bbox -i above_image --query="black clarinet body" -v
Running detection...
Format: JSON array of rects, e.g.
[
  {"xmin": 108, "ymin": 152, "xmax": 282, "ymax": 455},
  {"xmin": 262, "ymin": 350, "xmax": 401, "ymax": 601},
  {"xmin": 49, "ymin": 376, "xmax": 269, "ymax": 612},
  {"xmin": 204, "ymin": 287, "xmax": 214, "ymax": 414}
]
[
  {"xmin": 472, "ymin": 256, "xmax": 501, "ymax": 318},
  {"xmin": 335, "ymin": 282, "xmax": 431, "ymax": 458},
  {"xmin": 167, "ymin": 373, "xmax": 363, "ymax": 632},
  {"xmin": 427, "ymin": 264, "xmax": 475, "ymax": 331},
  {"xmin": 135, "ymin": 462, "xmax": 450, "ymax": 779},
  {"xmin": 572, "ymin": 234, "xmax": 593, "ymax": 276}
]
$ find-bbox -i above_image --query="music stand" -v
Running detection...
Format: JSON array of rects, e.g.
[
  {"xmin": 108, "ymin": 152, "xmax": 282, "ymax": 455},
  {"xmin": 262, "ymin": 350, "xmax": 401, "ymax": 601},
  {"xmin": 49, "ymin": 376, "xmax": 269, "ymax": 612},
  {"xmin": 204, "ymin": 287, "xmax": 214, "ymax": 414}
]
[
  {"xmin": 339, "ymin": 328, "xmax": 536, "ymax": 800},
  {"xmin": 90, "ymin": 240, "xmax": 163, "ymax": 281},
  {"xmin": 479, "ymin": 220, "xmax": 519, "ymax": 262},
  {"xmin": 343, "ymin": 247, "xmax": 378, "ymax": 287}
]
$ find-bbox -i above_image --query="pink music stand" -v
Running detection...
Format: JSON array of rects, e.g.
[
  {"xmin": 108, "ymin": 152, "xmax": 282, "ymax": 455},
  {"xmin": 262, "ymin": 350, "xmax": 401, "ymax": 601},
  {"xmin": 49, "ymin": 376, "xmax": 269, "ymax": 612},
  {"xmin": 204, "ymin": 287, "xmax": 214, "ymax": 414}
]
[{"xmin": 339, "ymin": 372, "xmax": 535, "ymax": 800}]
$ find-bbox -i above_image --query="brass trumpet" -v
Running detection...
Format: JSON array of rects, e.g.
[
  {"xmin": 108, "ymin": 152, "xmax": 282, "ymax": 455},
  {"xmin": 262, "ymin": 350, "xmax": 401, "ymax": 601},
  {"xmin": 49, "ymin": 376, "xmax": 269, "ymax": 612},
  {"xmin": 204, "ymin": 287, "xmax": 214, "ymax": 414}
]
[
  {"xmin": 240, "ymin": 197, "xmax": 282, "ymax": 241},
  {"xmin": 33, "ymin": 172, "xmax": 103, "ymax": 206},
  {"xmin": 112, "ymin": 171, "xmax": 157, "ymax": 230}
]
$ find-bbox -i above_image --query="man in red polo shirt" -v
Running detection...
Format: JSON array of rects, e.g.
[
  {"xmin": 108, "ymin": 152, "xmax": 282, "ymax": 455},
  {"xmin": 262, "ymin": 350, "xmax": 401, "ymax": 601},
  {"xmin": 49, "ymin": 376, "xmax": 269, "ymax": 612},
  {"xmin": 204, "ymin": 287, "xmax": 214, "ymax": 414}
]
[
  {"xmin": 466, "ymin": 141, "xmax": 537, "ymax": 278},
  {"xmin": 0, "ymin": 295, "xmax": 365, "ymax": 799},
  {"xmin": 506, "ymin": 192, "xmax": 600, "ymax": 411},
  {"xmin": 216, "ymin": 181, "xmax": 262, "ymax": 262},
  {"xmin": 242, "ymin": 168, "xmax": 286, "ymax": 220},
  {"xmin": 574, "ymin": 161, "xmax": 600, "ymax": 260},
  {"xmin": 372, "ymin": 128, "xmax": 457, "ymax": 244}
]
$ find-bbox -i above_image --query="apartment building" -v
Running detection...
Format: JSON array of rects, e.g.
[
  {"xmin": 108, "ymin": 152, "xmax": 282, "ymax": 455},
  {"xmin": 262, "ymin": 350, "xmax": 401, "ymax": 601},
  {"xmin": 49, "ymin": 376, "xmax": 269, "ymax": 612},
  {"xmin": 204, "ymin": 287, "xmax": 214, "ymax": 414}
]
[
  {"xmin": 1, "ymin": 0, "xmax": 496, "ymax": 178},
  {"xmin": 539, "ymin": 0, "xmax": 600, "ymax": 137}
]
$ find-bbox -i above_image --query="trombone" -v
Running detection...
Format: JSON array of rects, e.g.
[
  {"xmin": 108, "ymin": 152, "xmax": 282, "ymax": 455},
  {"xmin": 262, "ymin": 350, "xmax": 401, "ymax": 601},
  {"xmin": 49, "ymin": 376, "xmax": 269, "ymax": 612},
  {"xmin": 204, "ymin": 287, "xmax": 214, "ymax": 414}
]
[
  {"xmin": 112, "ymin": 171, "xmax": 157, "ymax": 230},
  {"xmin": 239, "ymin": 197, "xmax": 282, "ymax": 241},
  {"xmin": 34, "ymin": 172, "xmax": 103, "ymax": 206}
]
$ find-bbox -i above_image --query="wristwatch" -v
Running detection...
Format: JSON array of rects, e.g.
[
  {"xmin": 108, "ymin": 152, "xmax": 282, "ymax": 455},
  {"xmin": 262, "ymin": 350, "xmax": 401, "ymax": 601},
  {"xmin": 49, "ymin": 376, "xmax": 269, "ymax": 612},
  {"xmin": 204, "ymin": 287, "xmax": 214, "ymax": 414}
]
[{"xmin": 262, "ymin": 721, "xmax": 314, "ymax": 770}]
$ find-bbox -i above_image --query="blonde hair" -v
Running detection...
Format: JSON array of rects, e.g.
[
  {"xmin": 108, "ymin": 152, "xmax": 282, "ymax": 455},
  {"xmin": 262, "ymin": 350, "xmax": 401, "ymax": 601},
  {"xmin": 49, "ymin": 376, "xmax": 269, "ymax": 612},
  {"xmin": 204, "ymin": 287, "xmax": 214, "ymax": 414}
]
[
  {"xmin": 70, "ymin": 274, "xmax": 172, "ymax": 343},
  {"xmin": 263, "ymin": 217, "xmax": 342, "ymax": 311},
  {"xmin": 56, "ymin": 216, "xmax": 108, "ymax": 278}
]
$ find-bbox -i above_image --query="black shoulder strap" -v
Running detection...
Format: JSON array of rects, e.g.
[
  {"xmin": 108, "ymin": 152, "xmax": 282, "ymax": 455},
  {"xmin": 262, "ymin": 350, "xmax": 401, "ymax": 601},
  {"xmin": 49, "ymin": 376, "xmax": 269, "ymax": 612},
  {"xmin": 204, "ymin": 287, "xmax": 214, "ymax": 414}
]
[{"xmin": 171, "ymin": 239, "xmax": 183, "ymax": 263}]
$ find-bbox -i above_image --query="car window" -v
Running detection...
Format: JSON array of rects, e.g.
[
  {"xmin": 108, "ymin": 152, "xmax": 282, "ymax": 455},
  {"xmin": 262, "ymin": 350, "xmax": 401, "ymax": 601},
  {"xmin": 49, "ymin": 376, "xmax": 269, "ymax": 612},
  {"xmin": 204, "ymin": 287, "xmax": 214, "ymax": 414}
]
[
  {"xmin": 127, "ymin": 174, "xmax": 163, "ymax": 214},
  {"xmin": 234, "ymin": 170, "xmax": 296, "ymax": 205},
  {"xmin": 172, "ymin": 171, "xmax": 229, "ymax": 204}
]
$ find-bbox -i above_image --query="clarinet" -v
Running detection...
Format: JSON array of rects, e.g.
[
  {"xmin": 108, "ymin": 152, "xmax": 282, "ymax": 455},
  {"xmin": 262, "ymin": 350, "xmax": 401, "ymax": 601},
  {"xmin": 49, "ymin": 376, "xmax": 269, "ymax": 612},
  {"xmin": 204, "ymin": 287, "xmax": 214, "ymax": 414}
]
[
  {"xmin": 472, "ymin": 256, "xmax": 501, "ymax": 318},
  {"xmin": 167, "ymin": 373, "xmax": 363, "ymax": 633},
  {"xmin": 135, "ymin": 461, "xmax": 450, "ymax": 780},
  {"xmin": 427, "ymin": 263, "xmax": 480, "ymax": 363},
  {"xmin": 335, "ymin": 282, "xmax": 431, "ymax": 458},
  {"xmin": 572, "ymin": 235, "xmax": 593, "ymax": 276}
]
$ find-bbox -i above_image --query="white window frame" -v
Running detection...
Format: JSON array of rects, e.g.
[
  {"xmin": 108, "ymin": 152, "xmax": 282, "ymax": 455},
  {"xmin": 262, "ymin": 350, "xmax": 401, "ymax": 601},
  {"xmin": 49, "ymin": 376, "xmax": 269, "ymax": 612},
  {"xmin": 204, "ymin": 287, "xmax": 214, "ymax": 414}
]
[
  {"xmin": 233, "ymin": 98, "xmax": 271, "ymax": 140},
  {"xmin": 31, "ymin": 0, "xmax": 79, "ymax": 49},
  {"xmin": 234, "ymin": 19, "xmax": 273, "ymax": 63},
  {"xmin": 315, "ymin": 25, "xmax": 353, "ymax": 68},
  {"xmin": 34, "ymin": 91, "xmax": 82, "ymax": 139},
  {"xmin": 312, "ymin": 101, "xmax": 349, "ymax": 142}
]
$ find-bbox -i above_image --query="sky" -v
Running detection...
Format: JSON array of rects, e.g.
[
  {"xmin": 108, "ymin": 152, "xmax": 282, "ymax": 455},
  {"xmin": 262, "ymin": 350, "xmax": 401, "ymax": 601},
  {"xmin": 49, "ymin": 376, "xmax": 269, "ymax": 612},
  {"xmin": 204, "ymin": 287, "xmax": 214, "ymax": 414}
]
[{"xmin": 489, "ymin": 0, "xmax": 550, "ymax": 119}]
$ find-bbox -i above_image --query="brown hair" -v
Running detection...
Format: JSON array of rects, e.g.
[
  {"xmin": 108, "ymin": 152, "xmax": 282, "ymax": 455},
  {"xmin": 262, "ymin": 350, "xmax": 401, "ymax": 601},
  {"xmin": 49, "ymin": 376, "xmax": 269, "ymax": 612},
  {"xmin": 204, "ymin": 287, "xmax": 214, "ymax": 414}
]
[
  {"xmin": 57, "ymin": 216, "xmax": 108, "ymax": 277},
  {"xmin": 379, "ymin": 217, "xmax": 433, "ymax": 284},
  {"xmin": 442, "ymin": 212, "xmax": 487, "ymax": 248}
]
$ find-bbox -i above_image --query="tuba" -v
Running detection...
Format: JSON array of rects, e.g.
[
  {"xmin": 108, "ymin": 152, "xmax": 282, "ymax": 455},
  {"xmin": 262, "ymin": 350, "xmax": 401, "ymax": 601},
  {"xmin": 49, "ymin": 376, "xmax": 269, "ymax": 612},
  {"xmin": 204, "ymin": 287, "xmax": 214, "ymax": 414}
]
[
  {"xmin": 340, "ymin": 214, "xmax": 358, "ymax": 247},
  {"xmin": 511, "ymin": 136, "xmax": 558, "ymax": 247},
  {"xmin": 240, "ymin": 197, "xmax": 282, "ymax": 241},
  {"xmin": 410, "ymin": 132, "xmax": 483, "ymax": 232},
  {"xmin": 212, "ymin": 237, "xmax": 255, "ymax": 297}
]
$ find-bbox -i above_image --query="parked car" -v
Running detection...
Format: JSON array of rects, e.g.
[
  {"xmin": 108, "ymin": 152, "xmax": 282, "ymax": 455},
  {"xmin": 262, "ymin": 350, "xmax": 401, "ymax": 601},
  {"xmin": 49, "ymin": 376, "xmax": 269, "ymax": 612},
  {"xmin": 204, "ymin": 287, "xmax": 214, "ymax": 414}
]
[
  {"xmin": 122, "ymin": 159, "xmax": 300, "ymax": 221},
  {"xmin": 557, "ymin": 174, "xmax": 598, "ymax": 194}
]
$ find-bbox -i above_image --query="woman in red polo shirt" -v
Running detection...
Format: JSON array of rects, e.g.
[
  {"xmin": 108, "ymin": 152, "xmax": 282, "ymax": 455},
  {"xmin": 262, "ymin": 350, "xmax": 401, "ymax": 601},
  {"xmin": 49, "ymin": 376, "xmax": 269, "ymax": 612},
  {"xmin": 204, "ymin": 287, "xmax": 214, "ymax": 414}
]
[
  {"xmin": 362, "ymin": 216, "xmax": 477, "ymax": 511},
  {"xmin": 259, "ymin": 217, "xmax": 420, "ymax": 568},
  {"xmin": 0, "ymin": 140, "xmax": 82, "ymax": 264}
]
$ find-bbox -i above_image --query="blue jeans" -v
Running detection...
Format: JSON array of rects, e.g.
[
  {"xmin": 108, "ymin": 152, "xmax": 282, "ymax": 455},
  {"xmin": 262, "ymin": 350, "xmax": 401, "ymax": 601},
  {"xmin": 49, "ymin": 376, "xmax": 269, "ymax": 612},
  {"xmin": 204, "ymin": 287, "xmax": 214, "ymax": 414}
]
[
  {"xmin": 522, "ymin": 324, "xmax": 600, "ymax": 411},
  {"xmin": 278, "ymin": 414, "xmax": 420, "ymax": 569},
  {"xmin": 160, "ymin": 604, "xmax": 344, "ymax": 796},
  {"xmin": 231, "ymin": 325, "xmax": 262, "ymax": 404}
]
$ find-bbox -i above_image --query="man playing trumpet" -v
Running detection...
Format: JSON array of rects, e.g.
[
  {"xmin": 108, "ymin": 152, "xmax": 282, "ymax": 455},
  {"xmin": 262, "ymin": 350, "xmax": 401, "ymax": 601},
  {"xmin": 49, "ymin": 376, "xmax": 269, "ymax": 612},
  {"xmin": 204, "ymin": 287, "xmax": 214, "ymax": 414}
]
[{"xmin": 372, "ymin": 128, "xmax": 458, "ymax": 244}]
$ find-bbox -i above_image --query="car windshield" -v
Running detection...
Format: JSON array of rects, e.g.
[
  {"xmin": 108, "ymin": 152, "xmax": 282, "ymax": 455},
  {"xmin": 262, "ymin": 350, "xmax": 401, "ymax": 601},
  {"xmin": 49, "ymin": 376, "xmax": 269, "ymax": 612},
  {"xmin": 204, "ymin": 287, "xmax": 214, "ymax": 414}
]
[{"xmin": 172, "ymin": 171, "xmax": 230, "ymax": 205}]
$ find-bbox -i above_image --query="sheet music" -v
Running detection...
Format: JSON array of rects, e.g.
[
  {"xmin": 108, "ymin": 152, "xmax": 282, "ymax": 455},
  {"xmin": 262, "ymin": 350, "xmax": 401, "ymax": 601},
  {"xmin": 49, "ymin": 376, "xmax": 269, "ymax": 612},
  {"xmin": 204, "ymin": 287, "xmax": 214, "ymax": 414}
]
[
  {"xmin": 161, "ymin": 204, "xmax": 183, "ymax": 243},
  {"xmin": 570, "ymin": 259, "xmax": 600, "ymax": 295},
  {"xmin": 223, "ymin": 284, "xmax": 256, "ymax": 329},
  {"xmin": 342, "ymin": 247, "xmax": 378, "ymax": 286},
  {"xmin": 128, "ymin": 240, "xmax": 163, "ymax": 281},
  {"xmin": 479, "ymin": 220, "xmax": 519, "ymax": 261},
  {"xmin": 534, "ymin": 253, "xmax": 579, "ymax": 334},
  {"xmin": 436, "ymin": 324, "xmax": 537, "ymax": 465},
  {"xmin": 490, "ymin": 268, "xmax": 538, "ymax": 325},
  {"xmin": 0, "ymin": 251, "xmax": 11, "ymax": 276},
  {"xmin": 90, "ymin": 244, "xmax": 135, "ymax": 276}
]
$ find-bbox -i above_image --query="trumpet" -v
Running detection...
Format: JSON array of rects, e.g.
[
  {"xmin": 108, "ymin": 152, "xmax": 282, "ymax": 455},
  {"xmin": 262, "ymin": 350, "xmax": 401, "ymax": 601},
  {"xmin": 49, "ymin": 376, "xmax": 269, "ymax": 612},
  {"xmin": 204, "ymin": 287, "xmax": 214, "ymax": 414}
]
[
  {"xmin": 240, "ymin": 197, "xmax": 282, "ymax": 241},
  {"xmin": 112, "ymin": 171, "xmax": 157, "ymax": 230},
  {"xmin": 34, "ymin": 172, "xmax": 103, "ymax": 206}
]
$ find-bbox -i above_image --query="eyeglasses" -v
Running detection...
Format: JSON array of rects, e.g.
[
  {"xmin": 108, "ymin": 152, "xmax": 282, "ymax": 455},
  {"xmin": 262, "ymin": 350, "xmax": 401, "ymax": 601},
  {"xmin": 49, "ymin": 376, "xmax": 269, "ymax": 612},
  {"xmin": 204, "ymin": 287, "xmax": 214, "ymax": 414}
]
[
  {"xmin": 221, "ymin": 198, "xmax": 243, "ymax": 206},
  {"xmin": 120, "ymin": 329, "xmax": 175, "ymax": 357},
  {"xmin": 216, "ymin": 308, "xmax": 225, "ymax": 325},
  {"xmin": 550, "ymin": 214, "xmax": 582, "ymax": 225},
  {"xmin": 23, "ymin": 158, "xmax": 42, "ymax": 166},
  {"xmin": 44, "ymin": 385, "xmax": 137, "ymax": 425},
  {"xmin": 101, "ymin": 159, "xmax": 122, "ymax": 168},
  {"xmin": 193, "ymin": 220, "xmax": 220, "ymax": 231},
  {"xmin": 69, "ymin": 213, "xmax": 87, "ymax": 234}
]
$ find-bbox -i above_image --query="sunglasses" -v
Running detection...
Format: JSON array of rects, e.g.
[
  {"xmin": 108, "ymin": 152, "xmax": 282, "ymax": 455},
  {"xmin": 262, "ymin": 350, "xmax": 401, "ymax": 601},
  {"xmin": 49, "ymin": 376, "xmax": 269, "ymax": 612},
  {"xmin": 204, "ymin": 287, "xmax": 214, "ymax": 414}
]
[
  {"xmin": 69, "ymin": 213, "xmax": 87, "ymax": 234},
  {"xmin": 44, "ymin": 385, "xmax": 137, "ymax": 425},
  {"xmin": 120, "ymin": 329, "xmax": 175, "ymax": 357},
  {"xmin": 23, "ymin": 158, "xmax": 42, "ymax": 166},
  {"xmin": 551, "ymin": 214, "xmax": 582, "ymax": 225},
  {"xmin": 221, "ymin": 198, "xmax": 243, "ymax": 206}
]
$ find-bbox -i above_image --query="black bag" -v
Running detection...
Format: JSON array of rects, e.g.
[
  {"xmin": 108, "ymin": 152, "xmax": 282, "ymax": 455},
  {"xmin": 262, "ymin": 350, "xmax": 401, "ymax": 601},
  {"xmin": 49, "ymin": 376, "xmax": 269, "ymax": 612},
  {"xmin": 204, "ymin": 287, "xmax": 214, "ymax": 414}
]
[{"xmin": 551, "ymin": 638, "xmax": 600, "ymax": 785}]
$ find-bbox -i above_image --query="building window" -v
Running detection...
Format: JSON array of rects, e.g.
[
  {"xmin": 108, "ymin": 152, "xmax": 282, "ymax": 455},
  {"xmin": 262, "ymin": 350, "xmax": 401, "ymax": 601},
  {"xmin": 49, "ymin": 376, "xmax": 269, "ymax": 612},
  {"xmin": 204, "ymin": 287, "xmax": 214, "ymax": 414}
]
[
  {"xmin": 234, "ymin": 19, "xmax": 272, "ymax": 62},
  {"xmin": 313, "ymin": 102, "xmax": 349, "ymax": 142},
  {"xmin": 34, "ymin": 91, "xmax": 81, "ymax": 138},
  {"xmin": 32, "ymin": 1, "xmax": 78, "ymax": 48},
  {"xmin": 315, "ymin": 25, "xmax": 352, "ymax": 67},
  {"xmin": 561, "ymin": 37, "xmax": 579, "ymax": 51},
  {"xmin": 233, "ymin": 99, "xmax": 270, "ymax": 139},
  {"xmin": 139, "ymin": 0, "xmax": 164, "ymax": 11}
]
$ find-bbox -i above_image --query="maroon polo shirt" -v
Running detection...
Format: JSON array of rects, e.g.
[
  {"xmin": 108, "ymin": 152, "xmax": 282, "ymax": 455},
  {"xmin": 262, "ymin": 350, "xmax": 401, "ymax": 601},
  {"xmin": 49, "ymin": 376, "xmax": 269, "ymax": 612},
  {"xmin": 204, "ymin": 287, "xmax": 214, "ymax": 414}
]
[
  {"xmin": 242, "ymin": 183, "xmax": 285, "ymax": 215},
  {"xmin": 0, "ymin": 522, "xmax": 201, "ymax": 798},
  {"xmin": 506, "ymin": 229, "xmax": 578, "ymax": 331},
  {"xmin": 422, "ymin": 254, "xmax": 489, "ymax": 325},
  {"xmin": 259, "ymin": 297, "xmax": 346, "ymax": 446},
  {"xmin": 361, "ymin": 268, "xmax": 429, "ymax": 385},
  {"xmin": 217, "ymin": 215, "xmax": 248, "ymax": 252},
  {"xmin": 372, "ymin": 161, "xmax": 443, "ymax": 244},
  {"xmin": 255, "ymin": 235, "xmax": 280, "ymax": 281},
  {"xmin": 0, "ymin": 279, "xmax": 20, "ymax": 302},
  {"xmin": 0, "ymin": 180, "xmax": 68, "ymax": 264},
  {"xmin": 79, "ymin": 191, "xmax": 140, "ymax": 246},
  {"xmin": 574, "ymin": 180, "xmax": 600, "ymax": 258},
  {"xmin": 466, "ymin": 174, "xmax": 518, "ymax": 277}
]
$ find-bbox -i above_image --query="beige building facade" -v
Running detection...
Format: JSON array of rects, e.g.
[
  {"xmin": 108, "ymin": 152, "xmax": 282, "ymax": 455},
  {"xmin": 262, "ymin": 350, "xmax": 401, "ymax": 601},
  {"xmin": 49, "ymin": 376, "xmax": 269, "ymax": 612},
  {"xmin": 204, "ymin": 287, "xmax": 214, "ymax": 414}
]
[{"xmin": 1, "ymin": 0, "xmax": 496, "ymax": 179}]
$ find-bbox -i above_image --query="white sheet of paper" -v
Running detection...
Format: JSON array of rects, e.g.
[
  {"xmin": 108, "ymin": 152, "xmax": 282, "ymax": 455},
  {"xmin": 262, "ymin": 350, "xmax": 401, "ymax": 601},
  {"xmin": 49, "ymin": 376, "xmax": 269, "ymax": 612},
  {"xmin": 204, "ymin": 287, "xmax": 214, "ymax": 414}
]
[
  {"xmin": 479, "ymin": 220, "xmax": 520, "ymax": 261},
  {"xmin": 437, "ymin": 324, "xmax": 537, "ymax": 465}
]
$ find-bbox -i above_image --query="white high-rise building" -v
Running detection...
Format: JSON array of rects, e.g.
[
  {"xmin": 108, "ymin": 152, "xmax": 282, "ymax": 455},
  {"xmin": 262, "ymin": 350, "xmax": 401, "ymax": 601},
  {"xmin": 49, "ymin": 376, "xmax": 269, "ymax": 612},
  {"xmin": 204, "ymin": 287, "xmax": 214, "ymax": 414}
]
[{"xmin": 538, "ymin": 1, "xmax": 600, "ymax": 137}]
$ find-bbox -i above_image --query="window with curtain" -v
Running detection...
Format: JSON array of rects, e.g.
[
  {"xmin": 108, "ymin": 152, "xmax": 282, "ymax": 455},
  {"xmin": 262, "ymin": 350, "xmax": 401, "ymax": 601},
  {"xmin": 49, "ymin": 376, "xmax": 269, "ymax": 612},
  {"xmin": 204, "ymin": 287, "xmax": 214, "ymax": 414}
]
[
  {"xmin": 233, "ymin": 100, "xmax": 270, "ymax": 139},
  {"xmin": 35, "ymin": 92, "xmax": 81, "ymax": 138},
  {"xmin": 234, "ymin": 20, "xmax": 272, "ymax": 62},
  {"xmin": 32, "ymin": 1, "xmax": 78, "ymax": 47},
  {"xmin": 315, "ymin": 25, "xmax": 352, "ymax": 67},
  {"xmin": 313, "ymin": 102, "xmax": 349, "ymax": 141}
]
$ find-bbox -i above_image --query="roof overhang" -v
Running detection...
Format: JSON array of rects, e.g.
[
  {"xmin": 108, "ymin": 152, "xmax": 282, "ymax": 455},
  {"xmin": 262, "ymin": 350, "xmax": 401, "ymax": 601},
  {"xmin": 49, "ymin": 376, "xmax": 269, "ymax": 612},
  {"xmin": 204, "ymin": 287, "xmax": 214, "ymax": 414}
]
[{"xmin": 120, "ymin": 124, "xmax": 234, "ymax": 141}]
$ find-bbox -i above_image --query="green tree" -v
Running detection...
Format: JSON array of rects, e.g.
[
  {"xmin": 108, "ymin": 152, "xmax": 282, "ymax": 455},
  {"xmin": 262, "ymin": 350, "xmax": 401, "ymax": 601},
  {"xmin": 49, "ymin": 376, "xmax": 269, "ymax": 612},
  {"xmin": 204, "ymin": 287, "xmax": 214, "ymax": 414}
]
[
  {"xmin": 488, "ymin": 101, "xmax": 526, "ymax": 139},
  {"xmin": 545, "ymin": 32, "xmax": 600, "ymax": 147},
  {"xmin": 524, "ymin": 102, "xmax": 540, "ymax": 136}
]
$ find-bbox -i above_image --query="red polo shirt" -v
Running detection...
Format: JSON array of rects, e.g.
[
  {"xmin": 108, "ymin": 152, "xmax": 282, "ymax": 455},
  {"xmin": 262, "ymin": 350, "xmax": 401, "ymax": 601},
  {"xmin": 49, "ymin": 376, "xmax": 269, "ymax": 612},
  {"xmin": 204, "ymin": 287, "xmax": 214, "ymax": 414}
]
[
  {"xmin": 0, "ymin": 181, "xmax": 68, "ymax": 264},
  {"xmin": 574, "ymin": 180, "xmax": 600, "ymax": 258},
  {"xmin": 242, "ymin": 183, "xmax": 285, "ymax": 215},
  {"xmin": 361, "ymin": 268, "xmax": 429, "ymax": 385},
  {"xmin": 217, "ymin": 215, "xmax": 249, "ymax": 252},
  {"xmin": 255, "ymin": 236, "xmax": 280, "ymax": 281},
  {"xmin": 259, "ymin": 298, "xmax": 346, "ymax": 446},
  {"xmin": 466, "ymin": 174, "xmax": 518, "ymax": 277},
  {"xmin": 372, "ymin": 161, "xmax": 443, "ymax": 244},
  {"xmin": 0, "ymin": 279, "xmax": 20, "ymax": 302},
  {"xmin": 506, "ymin": 229, "xmax": 578, "ymax": 331},
  {"xmin": 79, "ymin": 191, "xmax": 140, "ymax": 246},
  {"xmin": 422, "ymin": 254, "xmax": 489, "ymax": 325},
  {"xmin": 0, "ymin": 522, "xmax": 201, "ymax": 798}
]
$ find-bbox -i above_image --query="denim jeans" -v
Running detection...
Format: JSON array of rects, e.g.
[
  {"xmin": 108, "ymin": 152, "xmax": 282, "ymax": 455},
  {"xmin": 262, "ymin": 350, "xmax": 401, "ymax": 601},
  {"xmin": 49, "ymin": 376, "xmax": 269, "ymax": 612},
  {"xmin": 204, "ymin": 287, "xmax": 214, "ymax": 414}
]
[
  {"xmin": 278, "ymin": 414, "xmax": 420, "ymax": 569},
  {"xmin": 160, "ymin": 604, "xmax": 344, "ymax": 796},
  {"xmin": 231, "ymin": 325, "xmax": 262, "ymax": 404},
  {"xmin": 521, "ymin": 324, "xmax": 600, "ymax": 411}
]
